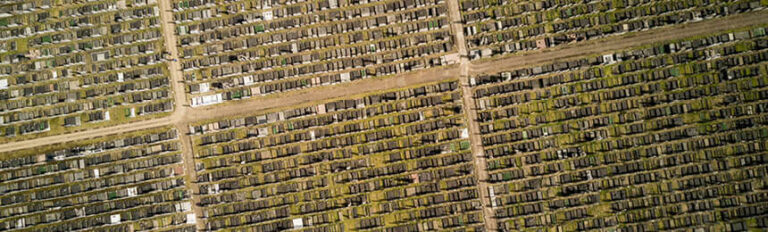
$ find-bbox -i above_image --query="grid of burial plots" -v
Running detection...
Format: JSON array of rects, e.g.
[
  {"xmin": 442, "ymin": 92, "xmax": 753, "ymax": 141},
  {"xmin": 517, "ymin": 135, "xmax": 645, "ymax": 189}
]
[
  {"xmin": 0, "ymin": 127, "xmax": 195, "ymax": 232},
  {"xmin": 0, "ymin": 0, "xmax": 174, "ymax": 142},
  {"xmin": 172, "ymin": 0, "xmax": 456, "ymax": 107},
  {"xmin": 460, "ymin": 0, "xmax": 768, "ymax": 59},
  {"xmin": 469, "ymin": 26, "xmax": 768, "ymax": 231},
  {"xmin": 186, "ymin": 81, "xmax": 484, "ymax": 231}
]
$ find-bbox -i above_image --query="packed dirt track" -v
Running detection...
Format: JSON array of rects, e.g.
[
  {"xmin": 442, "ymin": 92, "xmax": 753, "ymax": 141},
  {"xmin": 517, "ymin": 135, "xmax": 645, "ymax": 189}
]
[
  {"xmin": 182, "ymin": 64, "xmax": 461, "ymax": 123},
  {"xmin": 3, "ymin": 10, "xmax": 768, "ymax": 153},
  {"xmin": 0, "ymin": 117, "xmax": 178, "ymax": 153},
  {"xmin": 471, "ymin": 10, "xmax": 768, "ymax": 74}
]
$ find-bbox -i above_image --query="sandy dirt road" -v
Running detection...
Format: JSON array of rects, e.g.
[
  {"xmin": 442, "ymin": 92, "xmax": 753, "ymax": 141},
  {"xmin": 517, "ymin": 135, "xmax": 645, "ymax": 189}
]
[
  {"xmin": 459, "ymin": 59, "xmax": 500, "ymax": 231},
  {"xmin": 472, "ymin": 10, "xmax": 768, "ymax": 74},
  {"xmin": 445, "ymin": 0, "xmax": 500, "ymax": 229},
  {"xmin": 0, "ymin": 117, "xmax": 177, "ymax": 153},
  {"xmin": 0, "ymin": 64, "xmax": 459, "ymax": 152},
  {"xmin": 174, "ymin": 123, "xmax": 206, "ymax": 229},
  {"xmin": 182, "ymin": 65, "xmax": 461, "ymax": 122},
  {"xmin": 3, "ymin": 10, "xmax": 768, "ymax": 162},
  {"xmin": 158, "ymin": 0, "xmax": 190, "ymax": 114},
  {"xmin": 157, "ymin": 0, "xmax": 207, "ymax": 229}
]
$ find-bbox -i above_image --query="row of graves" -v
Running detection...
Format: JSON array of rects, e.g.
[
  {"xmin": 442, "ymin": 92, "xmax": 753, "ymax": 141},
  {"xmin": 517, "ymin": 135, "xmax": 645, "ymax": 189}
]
[
  {"xmin": 0, "ymin": 127, "xmax": 195, "ymax": 232},
  {"xmin": 460, "ymin": 0, "xmax": 768, "ymax": 59},
  {"xmin": 0, "ymin": 0, "xmax": 174, "ymax": 142},
  {"xmin": 468, "ymin": 25, "xmax": 768, "ymax": 231},
  {"xmin": 172, "ymin": 0, "xmax": 458, "ymax": 107},
  {"xmin": 186, "ymin": 81, "xmax": 486, "ymax": 231}
]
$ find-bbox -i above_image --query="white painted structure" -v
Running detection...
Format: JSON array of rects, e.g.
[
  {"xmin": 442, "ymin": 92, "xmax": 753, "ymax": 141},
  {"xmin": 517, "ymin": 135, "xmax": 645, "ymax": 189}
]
[{"xmin": 191, "ymin": 93, "xmax": 223, "ymax": 107}]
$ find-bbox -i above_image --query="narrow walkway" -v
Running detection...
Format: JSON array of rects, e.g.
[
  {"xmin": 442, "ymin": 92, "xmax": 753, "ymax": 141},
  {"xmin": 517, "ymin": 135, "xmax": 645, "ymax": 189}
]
[
  {"xmin": 444, "ymin": 0, "xmax": 500, "ymax": 229},
  {"xmin": 157, "ymin": 0, "xmax": 189, "ymax": 113},
  {"xmin": 175, "ymin": 123, "xmax": 206, "ymax": 230},
  {"xmin": 156, "ymin": 0, "xmax": 206, "ymax": 229}
]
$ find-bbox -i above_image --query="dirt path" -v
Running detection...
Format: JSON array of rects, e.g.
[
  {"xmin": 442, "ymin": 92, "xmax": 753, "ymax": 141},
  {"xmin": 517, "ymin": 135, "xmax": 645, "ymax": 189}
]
[
  {"xmin": 3, "ymin": 10, "xmax": 768, "ymax": 164},
  {"xmin": 445, "ymin": 0, "xmax": 500, "ymax": 229},
  {"xmin": 182, "ymin": 65, "xmax": 460, "ymax": 122},
  {"xmin": 471, "ymin": 10, "xmax": 768, "ymax": 74},
  {"xmin": 174, "ymin": 123, "xmax": 206, "ymax": 230},
  {"xmin": 459, "ymin": 59, "xmax": 500, "ymax": 230},
  {"xmin": 446, "ymin": 0, "xmax": 468, "ymax": 56},
  {"xmin": 0, "ymin": 117, "xmax": 177, "ymax": 153},
  {"xmin": 156, "ymin": 0, "xmax": 207, "ymax": 229},
  {"xmin": 157, "ymin": 0, "xmax": 190, "ymax": 114}
]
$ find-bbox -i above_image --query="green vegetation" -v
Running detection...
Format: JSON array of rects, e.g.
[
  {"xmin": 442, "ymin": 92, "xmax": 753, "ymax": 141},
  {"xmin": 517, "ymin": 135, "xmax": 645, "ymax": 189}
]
[
  {"xmin": 188, "ymin": 81, "xmax": 485, "ymax": 231},
  {"xmin": 472, "ymin": 25, "xmax": 768, "ymax": 231}
]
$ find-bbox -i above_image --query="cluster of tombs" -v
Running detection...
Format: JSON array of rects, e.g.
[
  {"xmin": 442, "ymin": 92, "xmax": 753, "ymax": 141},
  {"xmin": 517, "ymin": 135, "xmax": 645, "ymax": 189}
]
[
  {"xmin": 0, "ymin": 0, "xmax": 174, "ymax": 142},
  {"xmin": 187, "ymin": 81, "xmax": 486, "ymax": 231},
  {"xmin": 460, "ymin": 0, "xmax": 767, "ymax": 59},
  {"xmin": 0, "ymin": 128, "xmax": 196, "ymax": 232},
  {"xmin": 469, "ymin": 26, "xmax": 768, "ymax": 231},
  {"xmin": 172, "ymin": 0, "xmax": 458, "ymax": 107}
]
